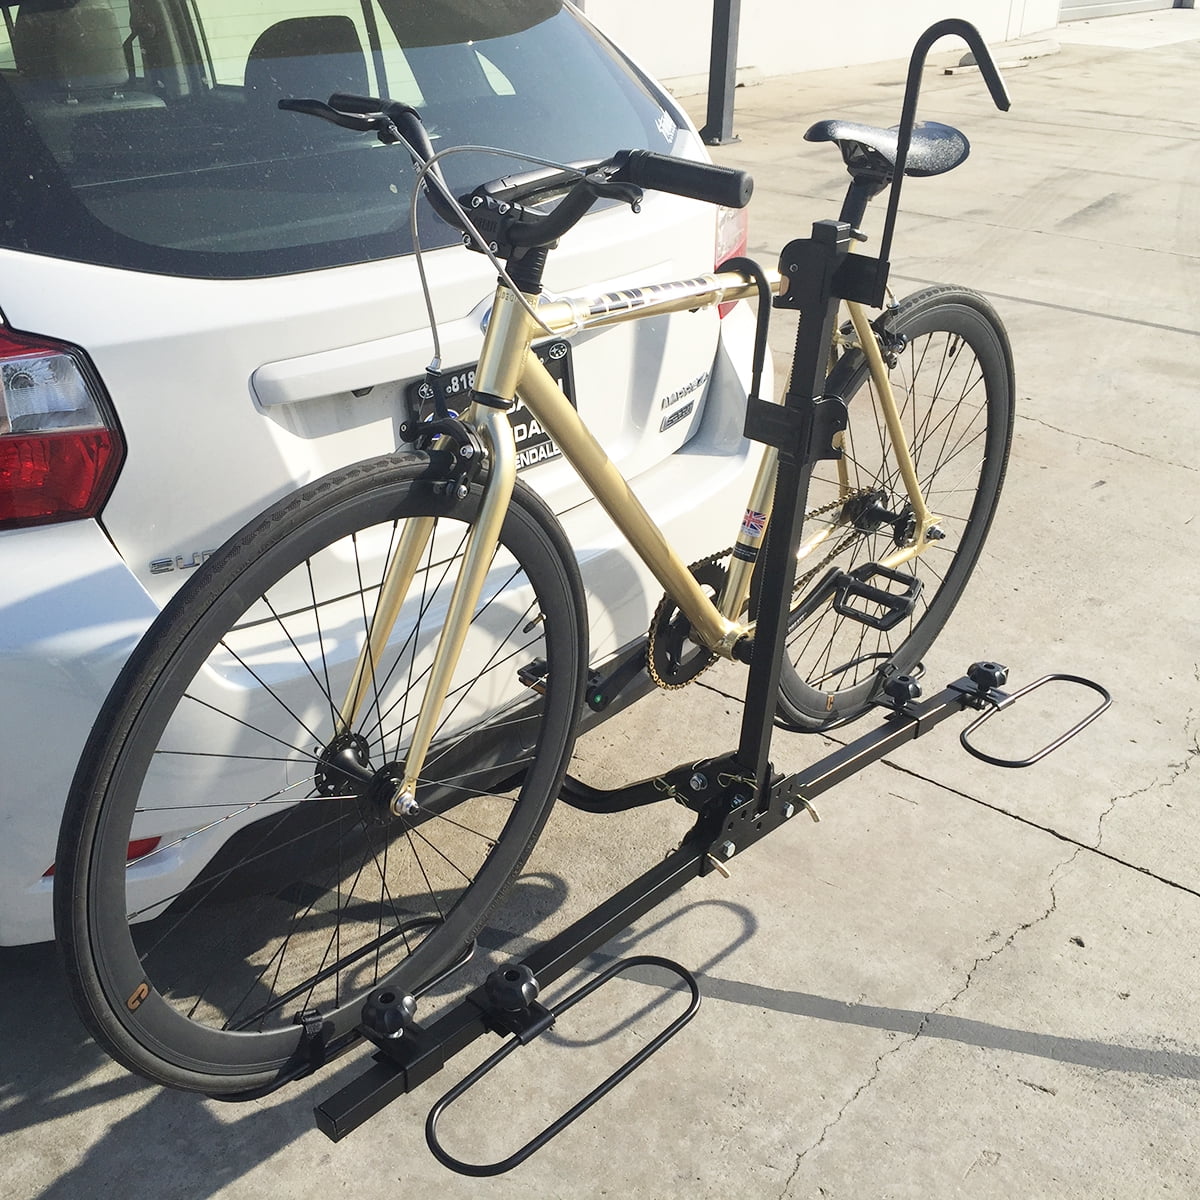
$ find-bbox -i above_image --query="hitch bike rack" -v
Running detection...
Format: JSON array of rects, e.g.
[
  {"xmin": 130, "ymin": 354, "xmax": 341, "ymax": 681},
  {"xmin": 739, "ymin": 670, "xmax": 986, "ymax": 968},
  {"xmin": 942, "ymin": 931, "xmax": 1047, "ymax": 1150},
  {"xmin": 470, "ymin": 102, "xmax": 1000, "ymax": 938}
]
[
  {"xmin": 309, "ymin": 21, "xmax": 1110, "ymax": 1172},
  {"xmin": 312, "ymin": 658, "xmax": 1109, "ymax": 1174}
]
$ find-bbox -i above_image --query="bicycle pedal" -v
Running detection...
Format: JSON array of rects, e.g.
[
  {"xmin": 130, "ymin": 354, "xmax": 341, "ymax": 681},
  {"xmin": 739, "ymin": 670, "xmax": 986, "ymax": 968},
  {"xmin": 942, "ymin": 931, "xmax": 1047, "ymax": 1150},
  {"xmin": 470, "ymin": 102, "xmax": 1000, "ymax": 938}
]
[
  {"xmin": 830, "ymin": 563, "xmax": 922, "ymax": 631},
  {"xmin": 517, "ymin": 658, "xmax": 550, "ymax": 695}
]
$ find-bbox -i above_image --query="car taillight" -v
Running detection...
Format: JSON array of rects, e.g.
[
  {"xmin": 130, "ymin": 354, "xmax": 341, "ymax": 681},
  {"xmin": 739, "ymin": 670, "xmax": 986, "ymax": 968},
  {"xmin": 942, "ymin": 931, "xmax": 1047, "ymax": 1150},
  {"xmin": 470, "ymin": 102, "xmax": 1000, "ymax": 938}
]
[
  {"xmin": 716, "ymin": 204, "xmax": 750, "ymax": 318},
  {"xmin": 43, "ymin": 837, "xmax": 161, "ymax": 877},
  {"xmin": 0, "ymin": 326, "xmax": 124, "ymax": 530}
]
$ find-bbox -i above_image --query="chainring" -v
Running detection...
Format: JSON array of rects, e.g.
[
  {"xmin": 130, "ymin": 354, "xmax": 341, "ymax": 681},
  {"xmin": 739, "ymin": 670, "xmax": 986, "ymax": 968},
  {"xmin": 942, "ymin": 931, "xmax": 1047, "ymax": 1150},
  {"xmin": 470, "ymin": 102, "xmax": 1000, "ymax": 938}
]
[{"xmin": 647, "ymin": 555, "xmax": 729, "ymax": 690}]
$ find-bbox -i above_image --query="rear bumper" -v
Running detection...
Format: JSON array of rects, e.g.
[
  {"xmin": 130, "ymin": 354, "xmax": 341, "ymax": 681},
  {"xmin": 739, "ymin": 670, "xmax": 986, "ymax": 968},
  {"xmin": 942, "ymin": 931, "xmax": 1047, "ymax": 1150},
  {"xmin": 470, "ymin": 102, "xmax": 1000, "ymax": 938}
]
[
  {"xmin": 0, "ymin": 311, "xmax": 764, "ymax": 946},
  {"xmin": 0, "ymin": 521, "xmax": 158, "ymax": 945}
]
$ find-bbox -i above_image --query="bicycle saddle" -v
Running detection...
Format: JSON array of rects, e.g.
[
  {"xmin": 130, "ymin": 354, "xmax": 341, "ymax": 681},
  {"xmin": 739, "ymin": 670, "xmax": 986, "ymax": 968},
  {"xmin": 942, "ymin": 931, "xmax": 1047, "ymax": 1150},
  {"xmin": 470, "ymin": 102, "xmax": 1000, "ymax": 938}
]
[{"xmin": 805, "ymin": 119, "xmax": 969, "ymax": 178}]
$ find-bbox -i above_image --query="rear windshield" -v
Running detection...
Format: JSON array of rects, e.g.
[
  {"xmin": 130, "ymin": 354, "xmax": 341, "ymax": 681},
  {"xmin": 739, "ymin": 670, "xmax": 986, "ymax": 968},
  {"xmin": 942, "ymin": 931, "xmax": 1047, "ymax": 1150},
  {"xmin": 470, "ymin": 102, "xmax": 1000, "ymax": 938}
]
[{"xmin": 0, "ymin": 0, "xmax": 683, "ymax": 277}]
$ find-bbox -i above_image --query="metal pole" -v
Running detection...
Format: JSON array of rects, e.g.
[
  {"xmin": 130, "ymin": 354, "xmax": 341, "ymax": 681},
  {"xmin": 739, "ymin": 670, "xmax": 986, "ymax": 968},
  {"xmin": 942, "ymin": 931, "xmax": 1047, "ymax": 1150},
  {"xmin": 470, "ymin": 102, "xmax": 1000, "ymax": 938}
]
[{"xmin": 699, "ymin": 0, "xmax": 741, "ymax": 145}]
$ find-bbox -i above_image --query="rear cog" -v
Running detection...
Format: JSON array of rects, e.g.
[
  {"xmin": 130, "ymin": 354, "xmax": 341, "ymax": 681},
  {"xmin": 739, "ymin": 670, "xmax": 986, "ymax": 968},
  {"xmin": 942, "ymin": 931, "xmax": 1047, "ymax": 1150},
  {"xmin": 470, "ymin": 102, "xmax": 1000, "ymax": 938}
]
[{"xmin": 647, "ymin": 555, "xmax": 728, "ymax": 689}]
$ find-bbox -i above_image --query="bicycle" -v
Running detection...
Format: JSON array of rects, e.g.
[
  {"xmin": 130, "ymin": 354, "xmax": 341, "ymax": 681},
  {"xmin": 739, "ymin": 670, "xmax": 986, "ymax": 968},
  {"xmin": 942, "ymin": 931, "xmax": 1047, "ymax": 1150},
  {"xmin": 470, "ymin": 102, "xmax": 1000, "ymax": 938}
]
[{"xmin": 55, "ymin": 21, "xmax": 1073, "ymax": 1128}]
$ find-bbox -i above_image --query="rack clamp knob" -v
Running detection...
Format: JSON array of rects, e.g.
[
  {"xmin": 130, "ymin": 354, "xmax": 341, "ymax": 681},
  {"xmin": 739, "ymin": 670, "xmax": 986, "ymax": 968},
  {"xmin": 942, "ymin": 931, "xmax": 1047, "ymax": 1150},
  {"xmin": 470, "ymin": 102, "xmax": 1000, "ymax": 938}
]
[
  {"xmin": 946, "ymin": 660, "xmax": 1011, "ymax": 711},
  {"xmin": 360, "ymin": 988, "xmax": 419, "ymax": 1039},
  {"xmin": 482, "ymin": 965, "xmax": 555, "ymax": 1044},
  {"xmin": 878, "ymin": 672, "xmax": 923, "ymax": 716},
  {"xmin": 967, "ymin": 660, "xmax": 1009, "ymax": 693}
]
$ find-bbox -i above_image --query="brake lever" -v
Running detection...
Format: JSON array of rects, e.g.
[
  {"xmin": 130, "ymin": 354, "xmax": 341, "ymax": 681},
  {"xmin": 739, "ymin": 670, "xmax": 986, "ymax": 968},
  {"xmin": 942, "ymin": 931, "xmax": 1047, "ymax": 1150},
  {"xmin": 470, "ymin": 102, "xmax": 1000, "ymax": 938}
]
[
  {"xmin": 278, "ymin": 96, "xmax": 379, "ymax": 133},
  {"xmin": 580, "ymin": 173, "xmax": 644, "ymax": 213}
]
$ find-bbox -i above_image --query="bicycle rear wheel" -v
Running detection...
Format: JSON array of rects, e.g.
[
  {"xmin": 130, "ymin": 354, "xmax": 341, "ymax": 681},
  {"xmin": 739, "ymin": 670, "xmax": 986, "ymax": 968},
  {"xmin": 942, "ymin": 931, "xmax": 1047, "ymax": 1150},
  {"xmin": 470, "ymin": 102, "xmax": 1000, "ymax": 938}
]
[
  {"xmin": 55, "ymin": 453, "xmax": 586, "ymax": 1095},
  {"xmin": 776, "ymin": 287, "xmax": 1014, "ymax": 729}
]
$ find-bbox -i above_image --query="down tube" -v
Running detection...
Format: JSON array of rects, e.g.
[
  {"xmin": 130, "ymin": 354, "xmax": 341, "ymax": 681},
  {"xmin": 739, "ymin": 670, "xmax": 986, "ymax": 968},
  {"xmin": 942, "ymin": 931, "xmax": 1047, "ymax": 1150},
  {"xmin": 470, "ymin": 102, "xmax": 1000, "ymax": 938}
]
[{"xmin": 515, "ymin": 355, "xmax": 741, "ymax": 656}]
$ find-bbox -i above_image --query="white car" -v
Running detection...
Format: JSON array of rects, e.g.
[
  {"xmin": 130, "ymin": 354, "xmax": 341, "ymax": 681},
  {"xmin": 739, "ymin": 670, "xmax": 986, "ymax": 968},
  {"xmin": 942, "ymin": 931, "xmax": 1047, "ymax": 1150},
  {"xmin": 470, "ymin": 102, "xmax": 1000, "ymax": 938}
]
[{"xmin": 0, "ymin": 0, "xmax": 762, "ymax": 944}]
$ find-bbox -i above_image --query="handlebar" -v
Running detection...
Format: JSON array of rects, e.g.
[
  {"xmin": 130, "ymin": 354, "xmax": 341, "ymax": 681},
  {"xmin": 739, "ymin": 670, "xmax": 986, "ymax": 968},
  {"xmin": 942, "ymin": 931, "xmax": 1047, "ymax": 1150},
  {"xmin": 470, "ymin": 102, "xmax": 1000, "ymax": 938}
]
[
  {"xmin": 279, "ymin": 93, "xmax": 462, "ymax": 229},
  {"xmin": 279, "ymin": 93, "xmax": 753, "ymax": 256}
]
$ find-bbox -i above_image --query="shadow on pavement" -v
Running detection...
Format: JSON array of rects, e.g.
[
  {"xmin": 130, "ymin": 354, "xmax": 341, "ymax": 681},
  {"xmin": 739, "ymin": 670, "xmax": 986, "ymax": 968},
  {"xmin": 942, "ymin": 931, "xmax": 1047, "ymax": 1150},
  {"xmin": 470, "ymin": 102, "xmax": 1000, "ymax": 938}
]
[
  {"xmin": 697, "ymin": 972, "xmax": 1200, "ymax": 1080},
  {"xmin": 6, "ymin": 866, "xmax": 1196, "ymax": 1200}
]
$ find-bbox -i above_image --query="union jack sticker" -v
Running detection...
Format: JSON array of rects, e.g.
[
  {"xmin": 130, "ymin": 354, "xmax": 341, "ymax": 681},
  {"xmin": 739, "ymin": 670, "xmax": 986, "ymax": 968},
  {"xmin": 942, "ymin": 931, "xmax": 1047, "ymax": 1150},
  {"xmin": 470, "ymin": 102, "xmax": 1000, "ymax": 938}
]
[{"xmin": 740, "ymin": 509, "xmax": 767, "ymax": 540}]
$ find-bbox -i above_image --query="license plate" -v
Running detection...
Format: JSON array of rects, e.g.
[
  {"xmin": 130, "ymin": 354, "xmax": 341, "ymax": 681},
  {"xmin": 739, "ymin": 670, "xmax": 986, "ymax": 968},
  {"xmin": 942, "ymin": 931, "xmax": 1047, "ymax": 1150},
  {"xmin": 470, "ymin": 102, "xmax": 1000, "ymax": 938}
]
[{"xmin": 403, "ymin": 339, "xmax": 575, "ymax": 472}]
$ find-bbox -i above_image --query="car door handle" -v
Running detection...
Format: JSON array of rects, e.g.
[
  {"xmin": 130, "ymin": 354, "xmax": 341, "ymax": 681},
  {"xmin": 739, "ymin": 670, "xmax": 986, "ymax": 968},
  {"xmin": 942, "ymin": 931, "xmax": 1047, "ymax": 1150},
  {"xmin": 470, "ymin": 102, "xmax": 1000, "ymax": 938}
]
[{"xmin": 251, "ymin": 327, "xmax": 439, "ymax": 408}]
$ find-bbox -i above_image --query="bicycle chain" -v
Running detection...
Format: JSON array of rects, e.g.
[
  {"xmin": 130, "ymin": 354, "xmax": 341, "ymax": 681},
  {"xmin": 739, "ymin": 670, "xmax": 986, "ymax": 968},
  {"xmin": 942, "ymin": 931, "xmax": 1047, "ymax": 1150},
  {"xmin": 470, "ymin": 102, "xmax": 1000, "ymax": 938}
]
[
  {"xmin": 782, "ymin": 487, "xmax": 874, "ymax": 602},
  {"xmin": 645, "ymin": 489, "xmax": 873, "ymax": 692}
]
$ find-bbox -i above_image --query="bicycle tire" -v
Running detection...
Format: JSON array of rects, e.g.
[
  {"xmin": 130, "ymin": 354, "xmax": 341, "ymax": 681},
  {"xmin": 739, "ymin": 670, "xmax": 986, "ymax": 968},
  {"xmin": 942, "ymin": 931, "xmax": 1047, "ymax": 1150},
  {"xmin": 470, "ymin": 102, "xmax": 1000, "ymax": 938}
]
[
  {"xmin": 775, "ymin": 287, "xmax": 1014, "ymax": 729},
  {"xmin": 55, "ymin": 452, "xmax": 587, "ymax": 1095}
]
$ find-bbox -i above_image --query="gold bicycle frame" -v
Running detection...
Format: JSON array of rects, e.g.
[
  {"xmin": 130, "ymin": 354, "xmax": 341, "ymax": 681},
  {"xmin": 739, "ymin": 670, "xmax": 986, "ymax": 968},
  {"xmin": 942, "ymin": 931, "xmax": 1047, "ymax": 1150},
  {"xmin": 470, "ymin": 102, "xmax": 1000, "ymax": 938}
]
[{"xmin": 340, "ymin": 267, "xmax": 940, "ymax": 811}]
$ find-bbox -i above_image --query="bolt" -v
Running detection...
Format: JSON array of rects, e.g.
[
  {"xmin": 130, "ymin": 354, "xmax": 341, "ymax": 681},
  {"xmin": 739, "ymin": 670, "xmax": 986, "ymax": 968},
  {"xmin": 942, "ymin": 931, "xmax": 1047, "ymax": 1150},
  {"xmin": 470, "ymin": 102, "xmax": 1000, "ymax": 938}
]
[
  {"xmin": 497, "ymin": 202, "xmax": 511, "ymax": 215},
  {"xmin": 459, "ymin": 444, "xmax": 474, "ymax": 459},
  {"xmin": 689, "ymin": 772, "xmax": 708, "ymax": 792},
  {"xmin": 455, "ymin": 483, "xmax": 469, "ymax": 500},
  {"xmin": 470, "ymin": 195, "xmax": 483, "ymax": 208},
  {"xmin": 782, "ymin": 801, "xmax": 795, "ymax": 820},
  {"xmin": 488, "ymin": 241, "xmax": 499, "ymax": 253},
  {"xmin": 390, "ymin": 789, "xmax": 419, "ymax": 817},
  {"xmin": 719, "ymin": 840, "xmax": 736, "ymax": 859}
]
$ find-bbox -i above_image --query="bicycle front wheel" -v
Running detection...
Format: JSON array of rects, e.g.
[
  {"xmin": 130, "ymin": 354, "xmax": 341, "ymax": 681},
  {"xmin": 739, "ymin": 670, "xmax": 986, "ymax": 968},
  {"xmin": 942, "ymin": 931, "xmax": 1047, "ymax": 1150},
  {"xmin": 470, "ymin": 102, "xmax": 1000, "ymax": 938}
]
[
  {"xmin": 776, "ymin": 287, "xmax": 1014, "ymax": 730},
  {"xmin": 55, "ymin": 453, "xmax": 587, "ymax": 1095}
]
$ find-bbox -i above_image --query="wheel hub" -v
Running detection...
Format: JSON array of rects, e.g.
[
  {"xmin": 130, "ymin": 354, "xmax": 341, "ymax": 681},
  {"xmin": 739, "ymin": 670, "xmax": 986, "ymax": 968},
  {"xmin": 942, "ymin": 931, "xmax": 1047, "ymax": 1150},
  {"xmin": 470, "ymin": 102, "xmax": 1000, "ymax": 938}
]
[
  {"xmin": 314, "ymin": 732, "xmax": 373, "ymax": 797},
  {"xmin": 362, "ymin": 764, "xmax": 411, "ymax": 826},
  {"xmin": 840, "ymin": 489, "xmax": 916, "ymax": 547},
  {"xmin": 315, "ymin": 734, "xmax": 419, "ymax": 825}
]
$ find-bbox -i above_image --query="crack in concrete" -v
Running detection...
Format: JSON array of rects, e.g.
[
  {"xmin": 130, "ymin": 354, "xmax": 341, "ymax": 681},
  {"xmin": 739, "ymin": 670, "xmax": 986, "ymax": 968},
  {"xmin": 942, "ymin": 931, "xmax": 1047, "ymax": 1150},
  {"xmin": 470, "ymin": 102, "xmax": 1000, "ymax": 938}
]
[
  {"xmin": 1095, "ymin": 701, "xmax": 1200, "ymax": 847},
  {"xmin": 1018, "ymin": 412, "xmax": 1198, "ymax": 472},
  {"xmin": 874, "ymin": 755, "xmax": 1200, "ymax": 902},
  {"xmin": 695, "ymin": 678, "xmax": 744, "ymax": 705},
  {"xmin": 940, "ymin": 852, "xmax": 1076, "ymax": 1010},
  {"xmin": 778, "ymin": 854, "xmax": 1078, "ymax": 1197},
  {"xmin": 778, "ymin": 1042, "xmax": 901, "ymax": 1198}
]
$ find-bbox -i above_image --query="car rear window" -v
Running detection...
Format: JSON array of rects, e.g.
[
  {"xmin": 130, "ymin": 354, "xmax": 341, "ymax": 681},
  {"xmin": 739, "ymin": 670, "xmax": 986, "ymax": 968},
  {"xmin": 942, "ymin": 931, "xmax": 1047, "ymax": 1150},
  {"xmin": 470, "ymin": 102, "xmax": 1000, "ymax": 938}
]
[{"xmin": 0, "ymin": 0, "xmax": 684, "ymax": 278}]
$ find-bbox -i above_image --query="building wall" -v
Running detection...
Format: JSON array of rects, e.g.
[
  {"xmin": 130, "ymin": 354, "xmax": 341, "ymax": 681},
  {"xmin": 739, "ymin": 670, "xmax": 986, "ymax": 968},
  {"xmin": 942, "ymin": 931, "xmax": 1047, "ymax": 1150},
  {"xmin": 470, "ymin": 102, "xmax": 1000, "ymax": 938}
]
[{"xmin": 579, "ymin": 1, "xmax": 1061, "ymax": 88}]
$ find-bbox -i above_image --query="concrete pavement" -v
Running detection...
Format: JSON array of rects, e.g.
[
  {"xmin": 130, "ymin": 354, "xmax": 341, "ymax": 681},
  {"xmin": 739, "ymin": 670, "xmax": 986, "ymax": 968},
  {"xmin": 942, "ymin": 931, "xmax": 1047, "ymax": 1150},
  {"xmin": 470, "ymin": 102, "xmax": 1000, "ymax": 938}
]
[{"xmin": 3, "ymin": 11, "xmax": 1198, "ymax": 1198}]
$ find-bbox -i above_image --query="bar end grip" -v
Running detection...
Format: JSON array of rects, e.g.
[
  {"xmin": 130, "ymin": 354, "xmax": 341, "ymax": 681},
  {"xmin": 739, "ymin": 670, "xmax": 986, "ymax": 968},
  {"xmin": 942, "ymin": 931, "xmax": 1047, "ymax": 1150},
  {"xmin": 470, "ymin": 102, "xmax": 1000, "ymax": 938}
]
[{"xmin": 613, "ymin": 149, "xmax": 753, "ymax": 209}]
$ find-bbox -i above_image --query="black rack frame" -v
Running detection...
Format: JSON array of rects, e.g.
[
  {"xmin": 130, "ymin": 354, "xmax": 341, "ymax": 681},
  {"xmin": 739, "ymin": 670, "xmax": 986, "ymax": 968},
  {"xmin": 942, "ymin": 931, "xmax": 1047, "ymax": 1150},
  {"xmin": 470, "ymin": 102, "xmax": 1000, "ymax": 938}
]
[
  {"xmin": 308, "ymin": 22, "xmax": 1104, "ymax": 1173},
  {"xmin": 314, "ymin": 668, "xmax": 1023, "ymax": 1145}
]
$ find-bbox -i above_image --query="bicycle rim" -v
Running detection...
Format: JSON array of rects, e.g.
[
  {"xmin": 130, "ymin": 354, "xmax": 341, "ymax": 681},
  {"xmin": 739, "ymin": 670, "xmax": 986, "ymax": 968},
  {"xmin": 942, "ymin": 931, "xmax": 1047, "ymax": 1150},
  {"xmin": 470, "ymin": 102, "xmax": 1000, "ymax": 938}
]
[
  {"xmin": 56, "ymin": 455, "xmax": 586, "ymax": 1094},
  {"xmin": 776, "ymin": 288, "xmax": 1014, "ymax": 729}
]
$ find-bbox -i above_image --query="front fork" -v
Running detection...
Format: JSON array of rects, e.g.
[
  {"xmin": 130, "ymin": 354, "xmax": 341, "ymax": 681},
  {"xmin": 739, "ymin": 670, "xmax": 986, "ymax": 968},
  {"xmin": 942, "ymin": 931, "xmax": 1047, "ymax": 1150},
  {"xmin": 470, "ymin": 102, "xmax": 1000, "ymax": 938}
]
[
  {"xmin": 336, "ymin": 406, "xmax": 518, "ymax": 815},
  {"xmin": 717, "ymin": 298, "xmax": 939, "ymax": 624}
]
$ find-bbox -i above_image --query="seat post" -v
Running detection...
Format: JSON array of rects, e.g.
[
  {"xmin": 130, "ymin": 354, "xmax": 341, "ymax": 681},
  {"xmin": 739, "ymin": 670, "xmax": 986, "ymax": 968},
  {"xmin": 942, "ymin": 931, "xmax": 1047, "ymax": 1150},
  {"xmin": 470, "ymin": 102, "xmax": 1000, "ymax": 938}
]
[{"xmin": 838, "ymin": 175, "xmax": 888, "ymax": 232}]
